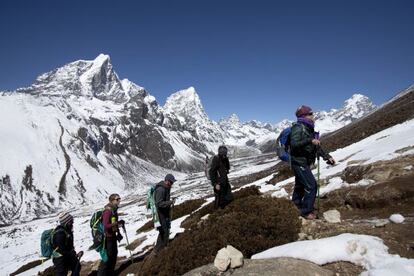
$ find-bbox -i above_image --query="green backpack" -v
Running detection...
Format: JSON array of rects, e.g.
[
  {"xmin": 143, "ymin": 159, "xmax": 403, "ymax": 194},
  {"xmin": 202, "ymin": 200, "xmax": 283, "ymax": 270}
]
[
  {"xmin": 89, "ymin": 209, "xmax": 109, "ymax": 262},
  {"xmin": 90, "ymin": 210, "xmax": 105, "ymax": 250},
  {"xmin": 40, "ymin": 227, "xmax": 65, "ymax": 258},
  {"xmin": 147, "ymin": 185, "xmax": 161, "ymax": 228}
]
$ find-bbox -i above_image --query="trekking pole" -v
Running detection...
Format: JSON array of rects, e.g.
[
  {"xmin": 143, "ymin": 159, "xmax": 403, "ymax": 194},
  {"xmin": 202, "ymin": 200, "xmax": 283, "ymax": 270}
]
[
  {"xmin": 317, "ymin": 155, "xmax": 321, "ymax": 213},
  {"xmin": 122, "ymin": 225, "xmax": 134, "ymax": 263}
]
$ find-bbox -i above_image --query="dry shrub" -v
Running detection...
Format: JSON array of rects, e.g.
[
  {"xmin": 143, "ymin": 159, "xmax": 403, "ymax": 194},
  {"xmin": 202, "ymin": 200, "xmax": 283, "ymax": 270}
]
[
  {"xmin": 136, "ymin": 198, "xmax": 205, "ymax": 234},
  {"xmin": 140, "ymin": 195, "xmax": 300, "ymax": 276},
  {"xmin": 181, "ymin": 186, "xmax": 261, "ymax": 230}
]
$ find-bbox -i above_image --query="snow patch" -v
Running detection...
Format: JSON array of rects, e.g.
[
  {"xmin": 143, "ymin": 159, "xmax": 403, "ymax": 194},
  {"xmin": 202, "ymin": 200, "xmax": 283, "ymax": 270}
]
[{"xmin": 252, "ymin": 233, "xmax": 414, "ymax": 276}]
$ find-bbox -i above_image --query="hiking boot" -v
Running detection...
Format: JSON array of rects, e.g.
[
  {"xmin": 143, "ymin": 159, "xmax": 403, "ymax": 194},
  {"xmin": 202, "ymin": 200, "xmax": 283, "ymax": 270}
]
[{"xmin": 303, "ymin": 213, "xmax": 317, "ymax": 220}]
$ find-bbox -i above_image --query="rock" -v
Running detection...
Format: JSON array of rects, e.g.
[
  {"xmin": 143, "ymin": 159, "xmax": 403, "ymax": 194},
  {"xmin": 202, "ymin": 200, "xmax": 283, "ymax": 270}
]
[
  {"xmin": 374, "ymin": 220, "xmax": 389, "ymax": 228},
  {"xmin": 201, "ymin": 214, "xmax": 210, "ymax": 221},
  {"xmin": 298, "ymin": 233, "xmax": 307, "ymax": 240},
  {"xmin": 214, "ymin": 247, "xmax": 231, "ymax": 272},
  {"xmin": 306, "ymin": 235, "xmax": 314, "ymax": 240},
  {"xmin": 389, "ymin": 214, "xmax": 405, "ymax": 224},
  {"xmin": 323, "ymin": 210, "xmax": 341, "ymax": 223},
  {"xmin": 184, "ymin": 258, "xmax": 335, "ymax": 276},
  {"xmin": 226, "ymin": 245, "xmax": 244, "ymax": 269}
]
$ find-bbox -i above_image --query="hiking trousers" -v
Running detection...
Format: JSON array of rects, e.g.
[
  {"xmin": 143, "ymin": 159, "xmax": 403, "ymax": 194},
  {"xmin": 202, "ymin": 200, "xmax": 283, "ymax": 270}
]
[
  {"xmin": 155, "ymin": 220, "xmax": 170, "ymax": 252},
  {"xmin": 53, "ymin": 253, "xmax": 81, "ymax": 276},
  {"xmin": 214, "ymin": 183, "xmax": 233, "ymax": 209},
  {"xmin": 291, "ymin": 164, "xmax": 317, "ymax": 216},
  {"xmin": 97, "ymin": 237, "xmax": 118, "ymax": 276}
]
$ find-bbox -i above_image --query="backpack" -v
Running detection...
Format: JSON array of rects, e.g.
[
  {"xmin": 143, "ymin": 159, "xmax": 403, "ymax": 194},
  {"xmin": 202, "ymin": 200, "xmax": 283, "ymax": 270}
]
[
  {"xmin": 276, "ymin": 123, "xmax": 306, "ymax": 162},
  {"xmin": 276, "ymin": 127, "xmax": 292, "ymax": 162},
  {"xmin": 89, "ymin": 210, "xmax": 105, "ymax": 250},
  {"xmin": 205, "ymin": 155, "xmax": 222, "ymax": 180},
  {"xmin": 146, "ymin": 185, "xmax": 161, "ymax": 228},
  {"xmin": 205, "ymin": 156, "xmax": 213, "ymax": 180},
  {"xmin": 40, "ymin": 227, "xmax": 65, "ymax": 258}
]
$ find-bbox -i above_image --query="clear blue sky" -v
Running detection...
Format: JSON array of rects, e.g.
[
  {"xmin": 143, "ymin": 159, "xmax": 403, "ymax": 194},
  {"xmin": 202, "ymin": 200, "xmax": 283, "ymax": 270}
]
[{"xmin": 1, "ymin": 0, "xmax": 413, "ymax": 123}]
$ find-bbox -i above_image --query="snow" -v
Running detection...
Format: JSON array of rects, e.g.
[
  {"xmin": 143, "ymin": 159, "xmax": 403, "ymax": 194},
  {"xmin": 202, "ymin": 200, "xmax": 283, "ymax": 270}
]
[
  {"xmin": 252, "ymin": 233, "xmax": 414, "ymax": 276},
  {"xmin": 389, "ymin": 214, "xmax": 405, "ymax": 224},
  {"xmin": 271, "ymin": 188, "xmax": 289, "ymax": 198}
]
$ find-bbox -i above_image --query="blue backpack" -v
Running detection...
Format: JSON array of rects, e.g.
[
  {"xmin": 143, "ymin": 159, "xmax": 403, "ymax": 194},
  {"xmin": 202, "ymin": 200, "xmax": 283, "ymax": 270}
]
[{"xmin": 276, "ymin": 127, "xmax": 292, "ymax": 162}]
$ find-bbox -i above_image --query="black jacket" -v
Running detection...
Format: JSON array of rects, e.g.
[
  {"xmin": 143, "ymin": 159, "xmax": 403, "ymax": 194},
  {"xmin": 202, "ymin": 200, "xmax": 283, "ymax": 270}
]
[
  {"xmin": 209, "ymin": 155, "xmax": 230, "ymax": 186},
  {"xmin": 52, "ymin": 225, "xmax": 76, "ymax": 258},
  {"xmin": 290, "ymin": 122, "xmax": 331, "ymax": 167},
  {"xmin": 154, "ymin": 181, "xmax": 172, "ymax": 228}
]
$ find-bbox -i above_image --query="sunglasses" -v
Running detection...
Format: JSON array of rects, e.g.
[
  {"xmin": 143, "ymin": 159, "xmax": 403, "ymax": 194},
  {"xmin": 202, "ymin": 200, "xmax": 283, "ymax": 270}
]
[
  {"xmin": 114, "ymin": 198, "xmax": 121, "ymax": 201},
  {"xmin": 306, "ymin": 112, "xmax": 314, "ymax": 116}
]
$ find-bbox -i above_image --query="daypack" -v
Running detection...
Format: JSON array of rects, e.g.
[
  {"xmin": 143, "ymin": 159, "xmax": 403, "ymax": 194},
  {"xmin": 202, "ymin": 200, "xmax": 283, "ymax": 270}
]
[
  {"xmin": 205, "ymin": 156, "xmax": 213, "ymax": 180},
  {"xmin": 276, "ymin": 123, "xmax": 306, "ymax": 162},
  {"xmin": 276, "ymin": 127, "xmax": 292, "ymax": 162},
  {"xmin": 40, "ymin": 227, "xmax": 65, "ymax": 258},
  {"xmin": 90, "ymin": 210, "xmax": 105, "ymax": 250},
  {"xmin": 205, "ymin": 155, "xmax": 221, "ymax": 180},
  {"xmin": 146, "ymin": 185, "xmax": 161, "ymax": 228}
]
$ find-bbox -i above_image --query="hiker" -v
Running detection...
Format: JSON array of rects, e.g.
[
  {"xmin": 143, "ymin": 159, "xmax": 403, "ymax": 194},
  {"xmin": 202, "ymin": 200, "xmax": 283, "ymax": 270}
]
[
  {"xmin": 52, "ymin": 212, "xmax": 83, "ymax": 276},
  {"xmin": 97, "ymin": 194, "xmax": 125, "ymax": 276},
  {"xmin": 290, "ymin": 105, "xmax": 336, "ymax": 220},
  {"xmin": 153, "ymin": 174, "xmax": 177, "ymax": 253},
  {"xmin": 209, "ymin": 145, "xmax": 233, "ymax": 209}
]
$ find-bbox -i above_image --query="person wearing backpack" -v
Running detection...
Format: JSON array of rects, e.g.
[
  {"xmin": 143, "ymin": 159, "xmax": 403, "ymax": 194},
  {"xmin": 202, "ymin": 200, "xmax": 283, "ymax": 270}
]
[
  {"xmin": 209, "ymin": 145, "xmax": 233, "ymax": 209},
  {"xmin": 153, "ymin": 174, "xmax": 177, "ymax": 253},
  {"xmin": 290, "ymin": 105, "xmax": 336, "ymax": 220},
  {"xmin": 97, "ymin": 194, "xmax": 125, "ymax": 276},
  {"xmin": 52, "ymin": 212, "xmax": 83, "ymax": 276}
]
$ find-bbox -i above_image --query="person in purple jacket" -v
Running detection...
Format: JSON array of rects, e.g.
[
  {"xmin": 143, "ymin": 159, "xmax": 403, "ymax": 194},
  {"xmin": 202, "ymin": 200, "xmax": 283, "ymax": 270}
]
[{"xmin": 97, "ymin": 194, "xmax": 125, "ymax": 276}]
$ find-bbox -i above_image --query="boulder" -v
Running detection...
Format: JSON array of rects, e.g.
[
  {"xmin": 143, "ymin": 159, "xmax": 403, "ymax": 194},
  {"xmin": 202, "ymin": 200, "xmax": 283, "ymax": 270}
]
[
  {"xmin": 214, "ymin": 247, "xmax": 231, "ymax": 272},
  {"xmin": 389, "ymin": 214, "xmax": 405, "ymax": 224},
  {"xmin": 226, "ymin": 245, "xmax": 244, "ymax": 269},
  {"xmin": 323, "ymin": 209, "xmax": 341, "ymax": 223}
]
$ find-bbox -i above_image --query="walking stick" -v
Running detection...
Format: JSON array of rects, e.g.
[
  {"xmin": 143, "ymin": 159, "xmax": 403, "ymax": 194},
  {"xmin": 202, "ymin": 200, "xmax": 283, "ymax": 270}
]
[
  {"xmin": 122, "ymin": 225, "xmax": 133, "ymax": 263},
  {"xmin": 317, "ymin": 155, "xmax": 321, "ymax": 213}
]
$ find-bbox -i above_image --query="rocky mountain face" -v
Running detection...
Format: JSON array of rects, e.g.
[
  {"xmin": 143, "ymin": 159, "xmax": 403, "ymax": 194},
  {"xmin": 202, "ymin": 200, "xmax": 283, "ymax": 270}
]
[{"xmin": 0, "ymin": 54, "xmax": 376, "ymax": 224}]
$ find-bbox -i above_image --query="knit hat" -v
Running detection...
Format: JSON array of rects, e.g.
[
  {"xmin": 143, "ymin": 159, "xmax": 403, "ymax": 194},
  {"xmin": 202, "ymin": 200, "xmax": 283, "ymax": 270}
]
[
  {"xmin": 58, "ymin": 212, "xmax": 74, "ymax": 226},
  {"xmin": 165, "ymin": 174, "xmax": 177, "ymax": 183},
  {"xmin": 218, "ymin": 145, "xmax": 228, "ymax": 156},
  {"xmin": 295, "ymin": 105, "xmax": 313, "ymax": 118}
]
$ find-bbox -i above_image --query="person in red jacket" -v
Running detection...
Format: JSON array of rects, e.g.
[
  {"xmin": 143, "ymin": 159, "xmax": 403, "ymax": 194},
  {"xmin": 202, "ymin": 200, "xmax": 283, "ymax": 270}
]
[{"xmin": 97, "ymin": 194, "xmax": 125, "ymax": 276}]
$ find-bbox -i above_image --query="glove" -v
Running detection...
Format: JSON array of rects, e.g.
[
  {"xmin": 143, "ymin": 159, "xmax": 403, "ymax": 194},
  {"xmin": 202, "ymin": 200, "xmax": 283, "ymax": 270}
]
[
  {"xmin": 118, "ymin": 220, "xmax": 125, "ymax": 227},
  {"xmin": 326, "ymin": 158, "xmax": 336, "ymax": 165},
  {"xmin": 76, "ymin": 251, "xmax": 84, "ymax": 259},
  {"xmin": 117, "ymin": 233, "xmax": 123, "ymax": 242}
]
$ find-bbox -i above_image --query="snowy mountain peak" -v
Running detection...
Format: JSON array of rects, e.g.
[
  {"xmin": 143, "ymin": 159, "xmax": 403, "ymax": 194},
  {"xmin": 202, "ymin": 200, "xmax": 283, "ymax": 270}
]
[
  {"xmin": 164, "ymin": 87, "xmax": 205, "ymax": 116},
  {"xmin": 93, "ymin": 53, "xmax": 111, "ymax": 64},
  {"xmin": 344, "ymin": 94, "xmax": 373, "ymax": 109},
  {"xmin": 220, "ymin": 113, "xmax": 241, "ymax": 126}
]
